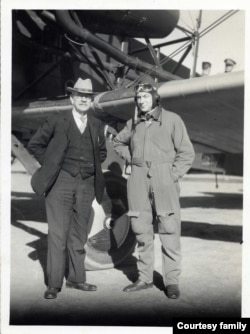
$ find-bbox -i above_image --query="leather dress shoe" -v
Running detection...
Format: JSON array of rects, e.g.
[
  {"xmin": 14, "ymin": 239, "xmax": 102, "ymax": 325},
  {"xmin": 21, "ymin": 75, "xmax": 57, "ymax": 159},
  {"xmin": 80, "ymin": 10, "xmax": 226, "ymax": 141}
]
[
  {"xmin": 165, "ymin": 284, "xmax": 180, "ymax": 299},
  {"xmin": 66, "ymin": 281, "xmax": 97, "ymax": 291},
  {"xmin": 44, "ymin": 287, "xmax": 60, "ymax": 299},
  {"xmin": 123, "ymin": 279, "xmax": 153, "ymax": 292}
]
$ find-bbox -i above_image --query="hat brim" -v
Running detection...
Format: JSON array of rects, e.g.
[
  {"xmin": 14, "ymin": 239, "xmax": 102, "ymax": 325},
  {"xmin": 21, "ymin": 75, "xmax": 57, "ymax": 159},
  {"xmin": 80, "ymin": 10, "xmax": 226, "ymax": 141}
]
[{"xmin": 67, "ymin": 87, "xmax": 97, "ymax": 94}]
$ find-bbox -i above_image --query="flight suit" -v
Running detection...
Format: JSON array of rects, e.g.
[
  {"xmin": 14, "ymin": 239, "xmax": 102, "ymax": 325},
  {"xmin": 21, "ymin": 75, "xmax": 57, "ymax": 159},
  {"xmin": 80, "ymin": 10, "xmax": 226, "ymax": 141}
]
[{"xmin": 113, "ymin": 106, "xmax": 195, "ymax": 286}]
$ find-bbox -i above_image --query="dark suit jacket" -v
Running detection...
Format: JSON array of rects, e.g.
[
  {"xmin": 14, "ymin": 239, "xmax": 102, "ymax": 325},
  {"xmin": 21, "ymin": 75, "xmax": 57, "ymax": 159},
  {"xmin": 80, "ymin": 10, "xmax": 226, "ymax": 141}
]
[{"xmin": 27, "ymin": 111, "xmax": 107, "ymax": 203}]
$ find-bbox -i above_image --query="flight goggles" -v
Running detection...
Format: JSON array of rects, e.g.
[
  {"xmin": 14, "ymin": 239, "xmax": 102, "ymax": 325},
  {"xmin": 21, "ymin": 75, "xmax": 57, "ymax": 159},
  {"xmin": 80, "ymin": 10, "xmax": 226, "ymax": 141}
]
[{"xmin": 134, "ymin": 83, "xmax": 157, "ymax": 93}]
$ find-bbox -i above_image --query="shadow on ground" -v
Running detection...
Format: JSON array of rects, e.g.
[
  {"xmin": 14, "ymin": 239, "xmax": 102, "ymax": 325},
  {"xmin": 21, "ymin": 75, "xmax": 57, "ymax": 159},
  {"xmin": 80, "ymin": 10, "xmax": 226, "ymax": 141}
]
[
  {"xmin": 11, "ymin": 189, "xmax": 242, "ymax": 282},
  {"xmin": 10, "ymin": 188, "xmax": 242, "ymax": 326},
  {"xmin": 181, "ymin": 221, "xmax": 242, "ymax": 243},
  {"xmin": 11, "ymin": 220, "xmax": 48, "ymax": 285},
  {"xmin": 180, "ymin": 192, "xmax": 243, "ymax": 209},
  {"xmin": 11, "ymin": 191, "xmax": 47, "ymax": 222}
]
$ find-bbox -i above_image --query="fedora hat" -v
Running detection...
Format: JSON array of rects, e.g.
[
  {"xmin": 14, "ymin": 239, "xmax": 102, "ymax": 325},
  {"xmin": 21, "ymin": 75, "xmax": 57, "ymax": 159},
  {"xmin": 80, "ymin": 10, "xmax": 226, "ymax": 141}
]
[{"xmin": 67, "ymin": 78, "xmax": 95, "ymax": 94}]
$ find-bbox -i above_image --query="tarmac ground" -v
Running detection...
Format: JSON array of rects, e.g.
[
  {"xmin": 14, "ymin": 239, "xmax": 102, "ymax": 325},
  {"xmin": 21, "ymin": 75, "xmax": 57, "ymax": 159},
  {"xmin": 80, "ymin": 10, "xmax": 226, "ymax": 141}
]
[{"xmin": 6, "ymin": 161, "xmax": 243, "ymax": 328}]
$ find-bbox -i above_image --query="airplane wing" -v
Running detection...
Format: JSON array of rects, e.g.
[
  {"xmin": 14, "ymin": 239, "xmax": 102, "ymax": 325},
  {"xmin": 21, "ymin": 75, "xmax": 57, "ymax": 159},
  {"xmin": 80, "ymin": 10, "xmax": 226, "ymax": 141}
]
[
  {"xmin": 165, "ymin": 72, "xmax": 244, "ymax": 154},
  {"xmin": 13, "ymin": 70, "xmax": 244, "ymax": 154},
  {"xmin": 93, "ymin": 70, "xmax": 244, "ymax": 154}
]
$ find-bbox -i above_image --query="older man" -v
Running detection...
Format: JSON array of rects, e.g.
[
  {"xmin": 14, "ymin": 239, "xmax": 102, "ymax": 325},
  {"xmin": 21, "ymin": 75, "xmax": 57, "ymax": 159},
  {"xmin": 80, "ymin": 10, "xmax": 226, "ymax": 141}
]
[
  {"xmin": 113, "ymin": 83, "xmax": 195, "ymax": 299},
  {"xmin": 28, "ymin": 78, "xmax": 107, "ymax": 299}
]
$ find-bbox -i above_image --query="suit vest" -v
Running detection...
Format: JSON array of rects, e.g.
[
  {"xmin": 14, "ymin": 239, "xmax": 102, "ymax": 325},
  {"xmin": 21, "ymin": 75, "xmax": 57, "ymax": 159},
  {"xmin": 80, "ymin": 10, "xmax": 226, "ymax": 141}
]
[{"xmin": 61, "ymin": 118, "xmax": 95, "ymax": 179}]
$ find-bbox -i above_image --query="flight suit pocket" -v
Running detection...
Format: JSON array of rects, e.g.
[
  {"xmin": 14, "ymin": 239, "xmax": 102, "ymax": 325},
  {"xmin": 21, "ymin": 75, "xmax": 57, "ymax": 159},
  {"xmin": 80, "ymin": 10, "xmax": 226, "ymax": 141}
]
[
  {"xmin": 130, "ymin": 215, "xmax": 153, "ymax": 235},
  {"xmin": 158, "ymin": 213, "xmax": 177, "ymax": 234},
  {"xmin": 170, "ymin": 167, "xmax": 181, "ymax": 195}
]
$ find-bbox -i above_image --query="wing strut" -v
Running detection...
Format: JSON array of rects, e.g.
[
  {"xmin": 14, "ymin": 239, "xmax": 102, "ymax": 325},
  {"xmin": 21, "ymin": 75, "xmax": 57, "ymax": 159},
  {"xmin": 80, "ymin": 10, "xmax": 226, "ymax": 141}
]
[{"xmin": 55, "ymin": 10, "xmax": 180, "ymax": 82}]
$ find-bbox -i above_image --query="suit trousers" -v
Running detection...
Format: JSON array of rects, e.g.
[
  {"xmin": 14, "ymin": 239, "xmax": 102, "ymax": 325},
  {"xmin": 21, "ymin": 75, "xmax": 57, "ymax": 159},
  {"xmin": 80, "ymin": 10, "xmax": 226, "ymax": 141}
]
[
  {"xmin": 130, "ymin": 188, "xmax": 181, "ymax": 287},
  {"xmin": 45, "ymin": 169, "xmax": 95, "ymax": 288}
]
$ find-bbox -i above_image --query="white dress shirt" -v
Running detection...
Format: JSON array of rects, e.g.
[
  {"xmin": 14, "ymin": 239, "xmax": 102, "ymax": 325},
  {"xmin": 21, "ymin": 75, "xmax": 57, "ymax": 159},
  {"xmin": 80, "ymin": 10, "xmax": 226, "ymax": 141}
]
[{"xmin": 72, "ymin": 109, "xmax": 88, "ymax": 134}]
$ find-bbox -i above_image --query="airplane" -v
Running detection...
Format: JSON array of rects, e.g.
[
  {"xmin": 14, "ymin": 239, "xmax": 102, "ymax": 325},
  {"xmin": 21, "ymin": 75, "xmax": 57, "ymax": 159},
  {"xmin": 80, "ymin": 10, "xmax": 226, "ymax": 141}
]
[{"xmin": 10, "ymin": 9, "xmax": 244, "ymax": 270}]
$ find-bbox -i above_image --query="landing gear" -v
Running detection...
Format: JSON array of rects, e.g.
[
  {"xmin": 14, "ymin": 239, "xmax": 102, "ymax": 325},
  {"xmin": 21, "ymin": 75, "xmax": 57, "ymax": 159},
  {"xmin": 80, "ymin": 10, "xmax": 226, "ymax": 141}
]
[{"xmin": 85, "ymin": 171, "xmax": 136, "ymax": 270}]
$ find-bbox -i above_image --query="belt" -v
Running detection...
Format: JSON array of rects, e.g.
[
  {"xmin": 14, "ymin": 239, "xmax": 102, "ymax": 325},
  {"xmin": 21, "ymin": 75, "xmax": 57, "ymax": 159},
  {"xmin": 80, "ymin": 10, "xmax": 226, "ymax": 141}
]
[
  {"xmin": 132, "ymin": 160, "xmax": 173, "ymax": 167},
  {"xmin": 131, "ymin": 160, "xmax": 174, "ymax": 177}
]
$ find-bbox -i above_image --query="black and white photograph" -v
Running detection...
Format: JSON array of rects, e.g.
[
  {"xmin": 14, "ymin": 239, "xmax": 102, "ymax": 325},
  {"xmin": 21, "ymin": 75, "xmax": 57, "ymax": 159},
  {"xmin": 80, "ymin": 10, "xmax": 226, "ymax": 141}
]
[{"xmin": 1, "ymin": 1, "xmax": 250, "ymax": 333}]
